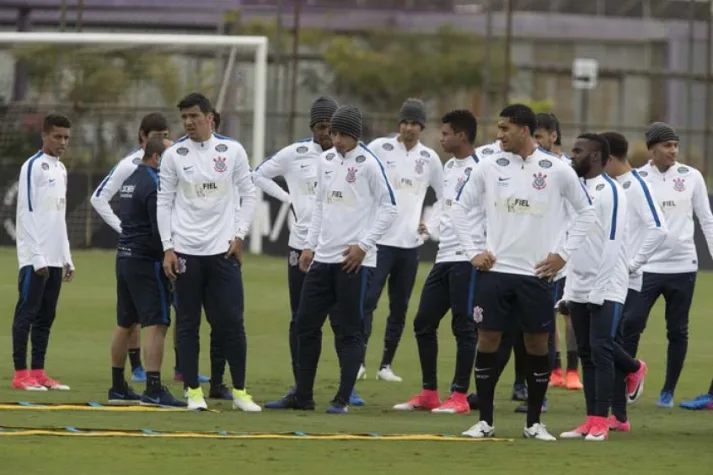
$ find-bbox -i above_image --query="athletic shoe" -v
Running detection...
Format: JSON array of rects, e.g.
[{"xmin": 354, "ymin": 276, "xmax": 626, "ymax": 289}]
[
  {"xmin": 376, "ymin": 365, "xmax": 402, "ymax": 382},
  {"xmin": 131, "ymin": 366, "xmax": 147, "ymax": 383},
  {"xmin": 356, "ymin": 364, "xmax": 367, "ymax": 380},
  {"xmin": 549, "ymin": 368, "xmax": 564, "ymax": 388},
  {"xmin": 462, "ymin": 420, "xmax": 495, "ymax": 438},
  {"xmin": 431, "ymin": 393, "xmax": 470, "ymax": 414},
  {"xmin": 467, "ymin": 392, "xmax": 480, "ymax": 410},
  {"xmin": 514, "ymin": 397, "xmax": 548, "ymax": 413},
  {"xmin": 523, "ymin": 423, "xmax": 557, "ymax": 441},
  {"xmin": 326, "ymin": 401, "xmax": 348, "ymax": 414},
  {"xmin": 626, "ymin": 360, "xmax": 647, "ymax": 403},
  {"xmin": 393, "ymin": 389, "xmax": 441, "ymax": 411},
  {"xmin": 185, "ymin": 386, "xmax": 208, "ymax": 411},
  {"xmin": 209, "ymin": 383, "xmax": 233, "ymax": 400},
  {"xmin": 511, "ymin": 383, "xmax": 528, "ymax": 401},
  {"xmin": 11, "ymin": 370, "xmax": 46, "ymax": 391},
  {"xmin": 349, "ymin": 389, "xmax": 365, "ymax": 406},
  {"xmin": 141, "ymin": 386, "xmax": 187, "ymax": 408},
  {"xmin": 608, "ymin": 415, "xmax": 631, "ymax": 432},
  {"xmin": 679, "ymin": 393, "xmax": 713, "ymax": 410},
  {"xmin": 560, "ymin": 417, "xmax": 592, "ymax": 439},
  {"xmin": 657, "ymin": 391, "xmax": 674, "ymax": 408},
  {"xmin": 585, "ymin": 416, "xmax": 609, "ymax": 441},
  {"xmin": 174, "ymin": 371, "xmax": 210, "ymax": 383},
  {"xmin": 565, "ymin": 370, "xmax": 583, "ymax": 390},
  {"xmin": 32, "ymin": 370, "xmax": 70, "ymax": 390},
  {"xmin": 232, "ymin": 389, "xmax": 262, "ymax": 412},
  {"xmin": 265, "ymin": 386, "xmax": 297, "ymax": 409},
  {"xmin": 108, "ymin": 385, "xmax": 141, "ymax": 404}
]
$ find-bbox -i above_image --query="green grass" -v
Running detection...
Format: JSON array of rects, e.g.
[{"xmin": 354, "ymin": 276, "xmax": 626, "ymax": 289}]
[{"xmin": 0, "ymin": 248, "xmax": 711, "ymax": 474}]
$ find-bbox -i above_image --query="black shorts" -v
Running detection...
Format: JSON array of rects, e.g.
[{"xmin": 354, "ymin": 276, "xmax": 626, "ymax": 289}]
[
  {"xmin": 554, "ymin": 277, "xmax": 565, "ymax": 303},
  {"xmin": 116, "ymin": 257, "xmax": 171, "ymax": 328},
  {"xmin": 472, "ymin": 271, "xmax": 555, "ymax": 334}
]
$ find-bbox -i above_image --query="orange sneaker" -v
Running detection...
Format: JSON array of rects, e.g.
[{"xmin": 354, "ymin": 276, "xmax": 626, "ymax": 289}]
[
  {"xmin": 31, "ymin": 369, "xmax": 70, "ymax": 391},
  {"xmin": 393, "ymin": 389, "xmax": 441, "ymax": 411},
  {"xmin": 585, "ymin": 416, "xmax": 609, "ymax": 441},
  {"xmin": 431, "ymin": 392, "xmax": 470, "ymax": 414},
  {"xmin": 549, "ymin": 368, "xmax": 564, "ymax": 387},
  {"xmin": 565, "ymin": 370, "xmax": 583, "ymax": 390},
  {"xmin": 11, "ymin": 370, "xmax": 46, "ymax": 391},
  {"xmin": 559, "ymin": 416, "xmax": 592, "ymax": 439},
  {"xmin": 607, "ymin": 415, "xmax": 631, "ymax": 432}
]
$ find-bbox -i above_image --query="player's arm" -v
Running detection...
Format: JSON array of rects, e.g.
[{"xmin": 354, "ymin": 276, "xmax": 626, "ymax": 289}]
[
  {"xmin": 629, "ymin": 179, "xmax": 667, "ymax": 273},
  {"xmin": 358, "ymin": 158, "xmax": 398, "ymax": 253},
  {"xmin": 559, "ymin": 166, "xmax": 596, "ymax": 261},
  {"xmin": 147, "ymin": 187, "xmax": 160, "ymax": 240},
  {"xmin": 156, "ymin": 149, "xmax": 178, "ymax": 251},
  {"xmin": 233, "ymin": 144, "xmax": 257, "ymax": 240},
  {"xmin": 16, "ymin": 161, "xmax": 47, "ymax": 271},
  {"xmin": 691, "ymin": 169, "xmax": 713, "ymax": 258},
  {"xmin": 452, "ymin": 166, "xmax": 487, "ymax": 259},
  {"xmin": 251, "ymin": 148, "xmax": 291, "ymax": 203},
  {"xmin": 90, "ymin": 159, "xmax": 135, "ymax": 234},
  {"xmin": 589, "ymin": 185, "xmax": 628, "ymax": 305},
  {"xmin": 59, "ymin": 167, "xmax": 74, "ymax": 274},
  {"xmin": 422, "ymin": 154, "xmax": 445, "ymax": 235}
]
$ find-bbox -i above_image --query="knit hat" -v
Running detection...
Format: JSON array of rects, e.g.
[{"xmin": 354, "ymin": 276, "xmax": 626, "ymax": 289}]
[
  {"xmin": 310, "ymin": 96, "xmax": 339, "ymax": 127},
  {"xmin": 399, "ymin": 98, "xmax": 426, "ymax": 128},
  {"xmin": 645, "ymin": 122, "xmax": 679, "ymax": 149},
  {"xmin": 330, "ymin": 105, "xmax": 362, "ymax": 140}
]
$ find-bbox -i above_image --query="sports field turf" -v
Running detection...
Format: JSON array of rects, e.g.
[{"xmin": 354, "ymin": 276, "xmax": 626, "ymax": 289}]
[{"xmin": 0, "ymin": 248, "xmax": 710, "ymax": 474}]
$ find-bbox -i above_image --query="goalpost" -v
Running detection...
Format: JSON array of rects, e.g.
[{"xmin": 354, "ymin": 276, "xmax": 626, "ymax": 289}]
[{"xmin": 0, "ymin": 32, "xmax": 268, "ymax": 254}]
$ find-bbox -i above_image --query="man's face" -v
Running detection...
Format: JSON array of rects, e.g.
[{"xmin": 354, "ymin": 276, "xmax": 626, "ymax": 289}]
[
  {"xmin": 650, "ymin": 140, "xmax": 678, "ymax": 169},
  {"xmin": 180, "ymin": 105, "xmax": 213, "ymax": 140},
  {"xmin": 571, "ymin": 138, "xmax": 598, "ymax": 178},
  {"xmin": 42, "ymin": 126, "xmax": 70, "ymax": 157},
  {"xmin": 497, "ymin": 117, "xmax": 527, "ymax": 153},
  {"xmin": 534, "ymin": 127, "xmax": 557, "ymax": 152},
  {"xmin": 399, "ymin": 121, "xmax": 422, "ymax": 144},
  {"xmin": 331, "ymin": 131, "xmax": 357, "ymax": 155},
  {"xmin": 439, "ymin": 123, "xmax": 460, "ymax": 155},
  {"xmin": 312, "ymin": 121, "xmax": 332, "ymax": 150}
]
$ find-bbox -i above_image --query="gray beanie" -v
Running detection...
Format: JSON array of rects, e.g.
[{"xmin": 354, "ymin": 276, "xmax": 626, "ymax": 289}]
[
  {"xmin": 645, "ymin": 122, "xmax": 679, "ymax": 149},
  {"xmin": 399, "ymin": 98, "xmax": 426, "ymax": 128},
  {"xmin": 330, "ymin": 105, "xmax": 362, "ymax": 140},
  {"xmin": 310, "ymin": 96, "xmax": 339, "ymax": 127}
]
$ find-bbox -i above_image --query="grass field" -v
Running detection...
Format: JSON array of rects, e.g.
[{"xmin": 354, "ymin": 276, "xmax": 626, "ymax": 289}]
[{"xmin": 0, "ymin": 248, "xmax": 711, "ymax": 474}]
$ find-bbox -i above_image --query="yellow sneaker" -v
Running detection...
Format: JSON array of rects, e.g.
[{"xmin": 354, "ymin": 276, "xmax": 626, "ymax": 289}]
[
  {"xmin": 186, "ymin": 386, "xmax": 207, "ymax": 411},
  {"xmin": 232, "ymin": 389, "xmax": 262, "ymax": 412}
]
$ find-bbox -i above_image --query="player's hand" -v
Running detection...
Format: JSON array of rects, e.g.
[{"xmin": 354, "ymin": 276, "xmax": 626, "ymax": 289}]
[
  {"xmin": 471, "ymin": 251, "xmax": 496, "ymax": 271},
  {"xmin": 63, "ymin": 264, "xmax": 74, "ymax": 283},
  {"xmin": 417, "ymin": 221, "xmax": 429, "ymax": 236},
  {"xmin": 342, "ymin": 245, "xmax": 366, "ymax": 273},
  {"xmin": 163, "ymin": 249, "xmax": 179, "ymax": 281},
  {"xmin": 535, "ymin": 253, "xmax": 566, "ymax": 279},
  {"xmin": 555, "ymin": 299, "xmax": 570, "ymax": 316},
  {"xmin": 225, "ymin": 238, "xmax": 243, "ymax": 264},
  {"xmin": 299, "ymin": 249, "xmax": 314, "ymax": 272},
  {"xmin": 35, "ymin": 267, "xmax": 48, "ymax": 277}
]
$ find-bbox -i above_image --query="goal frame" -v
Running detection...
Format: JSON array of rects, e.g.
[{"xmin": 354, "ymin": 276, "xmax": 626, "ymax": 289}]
[{"xmin": 0, "ymin": 31, "xmax": 268, "ymax": 254}]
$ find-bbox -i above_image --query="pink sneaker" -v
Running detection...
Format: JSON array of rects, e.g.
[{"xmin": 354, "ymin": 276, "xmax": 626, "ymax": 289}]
[
  {"xmin": 560, "ymin": 416, "xmax": 593, "ymax": 439},
  {"xmin": 608, "ymin": 415, "xmax": 631, "ymax": 432},
  {"xmin": 31, "ymin": 369, "xmax": 70, "ymax": 390},
  {"xmin": 626, "ymin": 360, "xmax": 647, "ymax": 403},
  {"xmin": 585, "ymin": 416, "xmax": 609, "ymax": 441},
  {"xmin": 393, "ymin": 389, "xmax": 441, "ymax": 411},
  {"xmin": 11, "ymin": 369, "xmax": 46, "ymax": 391},
  {"xmin": 431, "ymin": 392, "xmax": 470, "ymax": 414}
]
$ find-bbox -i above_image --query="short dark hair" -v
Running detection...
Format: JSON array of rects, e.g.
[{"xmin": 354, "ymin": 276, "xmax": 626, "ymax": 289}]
[
  {"xmin": 441, "ymin": 109, "xmax": 477, "ymax": 144},
  {"xmin": 535, "ymin": 112, "xmax": 558, "ymax": 134},
  {"xmin": 139, "ymin": 113, "xmax": 169, "ymax": 139},
  {"xmin": 600, "ymin": 131, "xmax": 628, "ymax": 161},
  {"xmin": 43, "ymin": 113, "xmax": 71, "ymax": 133},
  {"xmin": 143, "ymin": 136, "xmax": 168, "ymax": 161},
  {"xmin": 177, "ymin": 92, "xmax": 213, "ymax": 114},
  {"xmin": 213, "ymin": 110, "xmax": 221, "ymax": 130},
  {"xmin": 499, "ymin": 104, "xmax": 536, "ymax": 136},
  {"xmin": 554, "ymin": 118, "xmax": 562, "ymax": 146},
  {"xmin": 577, "ymin": 133, "xmax": 611, "ymax": 167}
]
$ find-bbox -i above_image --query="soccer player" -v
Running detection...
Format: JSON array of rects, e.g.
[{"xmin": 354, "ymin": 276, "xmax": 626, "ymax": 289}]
[
  {"xmin": 602, "ymin": 131, "xmax": 663, "ymax": 430},
  {"xmin": 108, "ymin": 137, "xmax": 185, "ymax": 407},
  {"xmin": 557, "ymin": 133, "xmax": 628, "ymax": 441},
  {"xmin": 621, "ymin": 122, "xmax": 713, "ymax": 408},
  {"xmin": 392, "ymin": 109, "xmax": 480, "ymax": 414},
  {"xmin": 12, "ymin": 113, "xmax": 75, "ymax": 391},
  {"xmin": 453, "ymin": 104, "xmax": 596, "ymax": 440},
  {"xmin": 157, "ymin": 92, "xmax": 260, "ymax": 412},
  {"xmin": 361, "ymin": 98, "xmax": 443, "ymax": 383},
  {"xmin": 533, "ymin": 112, "xmax": 582, "ymax": 391},
  {"xmin": 92, "ymin": 113, "xmax": 172, "ymax": 383},
  {"xmin": 287, "ymin": 105, "xmax": 397, "ymax": 413}
]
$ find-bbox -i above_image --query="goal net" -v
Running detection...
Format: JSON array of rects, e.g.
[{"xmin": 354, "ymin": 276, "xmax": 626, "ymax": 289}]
[{"xmin": 0, "ymin": 32, "xmax": 267, "ymax": 254}]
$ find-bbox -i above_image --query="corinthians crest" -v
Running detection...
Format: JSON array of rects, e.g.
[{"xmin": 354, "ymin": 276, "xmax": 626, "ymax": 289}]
[
  {"xmin": 414, "ymin": 159, "xmax": 425, "ymax": 174},
  {"xmin": 532, "ymin": 172, "xmax": 547, "ymax": 190},
  {"xmin": 213, "ymin": 156, "xmax": 227, "ymax": 173},
  {"xmin": 346, "ymin": 167, "xmax": 358, "ymax": 183},
  {"xmin": 673, "ymin": 177, "xmax": 685, "ymax": 192}
]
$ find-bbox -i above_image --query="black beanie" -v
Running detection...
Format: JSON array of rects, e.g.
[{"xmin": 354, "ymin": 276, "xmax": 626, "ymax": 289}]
[
  {"xmin": 310, "ymin": 96, "xmax": 338, "ymax": 127},
  {"xmin": 645, "ymin": 122, "xmax": 679, "ymax": 149},
  {"xmin": 330, "ymin": 105, "xmax": 362, "ymax": 140},
  {"xmin": 399, "ymin": 98, "xmax": 426, "ymax": 128}
]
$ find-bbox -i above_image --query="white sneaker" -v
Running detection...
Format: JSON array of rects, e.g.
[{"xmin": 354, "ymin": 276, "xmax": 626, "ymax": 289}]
[
  {"xmin": 185, "ymin": 387, "xmax": 208, "ymax": 411},
  {"xmin": 376, "ymin": 366, "xmax": 403, "ymax": 382},
  {"xmin": 357, "ymin": 364, "xmax": 367, "ymax": 380},
  {"xmin": 461, "ymin": 420, "xmax": 495, "ymax": 438},
  {"xmin": 232, "ymin": 389, "xmax": 262, "ymax": 412},
  {"xmin": 523, "ymin": 423, "xmax": 557, "ymax": 441}
]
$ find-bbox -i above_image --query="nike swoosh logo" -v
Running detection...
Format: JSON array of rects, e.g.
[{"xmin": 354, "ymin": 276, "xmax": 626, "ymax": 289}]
[
  {"xmin": 325, "ymin": 171, "xmax": 333, "ymax": 175},
  {"xmin": 145, "ymin": 397, "xmax": 160, "ymax": 404},
  {"xmin": 498, "ymin": 177, "xmax": 510, "ymax": 181},
  {"xmin": 533, "ymin": 372, "xmax": 549, "ymax": 377},
  {"xmin": 183, "ymin": 166, "xmax": 193, "ymax": 171}
]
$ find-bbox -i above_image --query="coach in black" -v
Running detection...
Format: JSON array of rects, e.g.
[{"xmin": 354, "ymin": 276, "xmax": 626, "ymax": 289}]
[{"xmin": 110, "ymin": 136, "xmax": 185, "ymax": 408}]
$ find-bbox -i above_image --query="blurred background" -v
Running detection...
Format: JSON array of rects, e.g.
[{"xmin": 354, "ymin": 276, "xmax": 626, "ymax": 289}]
[{"xmin": 0, "ymin": 0, "xmax": 711, "ymax": 263}]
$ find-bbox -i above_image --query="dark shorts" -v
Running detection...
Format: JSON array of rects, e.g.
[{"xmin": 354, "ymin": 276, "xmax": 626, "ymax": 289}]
[
  {"xmin": 116, "ymin": 257, "xmax": 171, "ymax": 328},
  {"xmin": 554, "ymin": 277, "xmax": 565, "ymax": 303},
  {"xmin": 473, "ymin": 271, "xmax": 556, "ymax": 334}
]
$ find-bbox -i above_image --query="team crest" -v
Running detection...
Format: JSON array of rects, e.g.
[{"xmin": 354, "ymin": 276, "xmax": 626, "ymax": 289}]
[
  {"xmin": 383, "ymin": 143, "xmax": 394, "ymax": 151},
  {"xmin": 215, "ymin": 144, "xmax": 228, "ymax": 153},
  {"xmin": 673, "ymin": 177, "xmax": 686, "ymax": 192},
  {"xmin": 465, "ymin": 167, "xmax": 473, "ymax": 176},
  {"xmin": 177, "ymin": 147, "xmax": 189, "ymax": 156},
  {"xmin": 213, "ymin": 156, "xmax": 227, "ymax": 173},
  {"xmin": 177, "ymin": 258, "xmax": 187, "ymax": 274},
  {"xmin": 356, "ymin": 155, "xmax": 366, "ymax": 163},
  {"xmin": 623, "ymin": 181, "xmax": 631, "ymax": 189},
  {"xmin": 132, "ymin": 157, "xmax": 141, "ymax": 165},
  {"xmin": 346, "ymin": 167, "xmax": 358, "ymax": 183},
  {"xmin": 473, "ymin": 306, "xmax": 483, "ymax": 323},
  {"xmin": 420, "ymin": 150, "xmax": 430, "ymax": 158},
  {"xmin": 532, "ymin": 172, "xmax": 547, "ymax": 190},
  {"xmin": 289, "ymin": 250, "xmax": 299, "ymax": 267},
  {"xmin": 414, "ymin": 159, "xmax": 425, "ymax": 174},
  {"xmin": 455, "ymin": 176, "xmax": 466, "ymax": 193},
  {"xmin": 41, "ymin": 162, "xmax": 49, "ymax": 170}
]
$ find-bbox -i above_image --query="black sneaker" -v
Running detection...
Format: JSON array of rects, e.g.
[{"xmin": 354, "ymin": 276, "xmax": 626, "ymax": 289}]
[
  {"xmin": 141, "ymin": 386, "xmax": 187, "ymax": 408},
  {"xmin": 209, "ymin": 383, "xmax": 233, "ymax": 400},
  {"xmin": 108, "ymin": 385, "xmax": 141, "ymax": 404}
]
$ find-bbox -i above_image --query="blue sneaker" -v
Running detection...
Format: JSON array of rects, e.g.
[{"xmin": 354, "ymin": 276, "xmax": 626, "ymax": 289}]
[
  {"xmin": 173, "ymin": 371, "xmax": 211, "ymax": 383},
  {"xmin": 326, "ymin": 401, "xmax": 348, "ymax": 414},
  {"xmin": 141, "ymin": 386, "xmax": 187, "ymax": 408},
  {"xmin": 349, "ymin": 389, "xmax": 365, "ymax": 406},
  {"xmin": 514, "ymin": 396, "xmax": 548, "ymax": 413},
  {"xmin": 108, "ymin": 385, "xmax": 141, "ymax": 404},
  {"xmin": 511, "ymin": 383, "xmax": 528, "ymax": 402},
  {"xmin": 679, "ymin": 393, "xmax": 713, "ymax": 410},
  {"xmin": 131, "ymin": 367, "xmax": 146, "ymax": 383},
  {"xmin": 209, "ymin": 383, "xmax": 233, "ymax": 400},
  {"xmin": 198, "ymin": 374, "xmax": 211, "ymax": 384},
  {"xmin": 657, "ymin": 391, "xmax": 674, "ymax": 408},
  {"xmin": 265, "ymin": 386, "xmax": 297, "ymax": 409}
]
